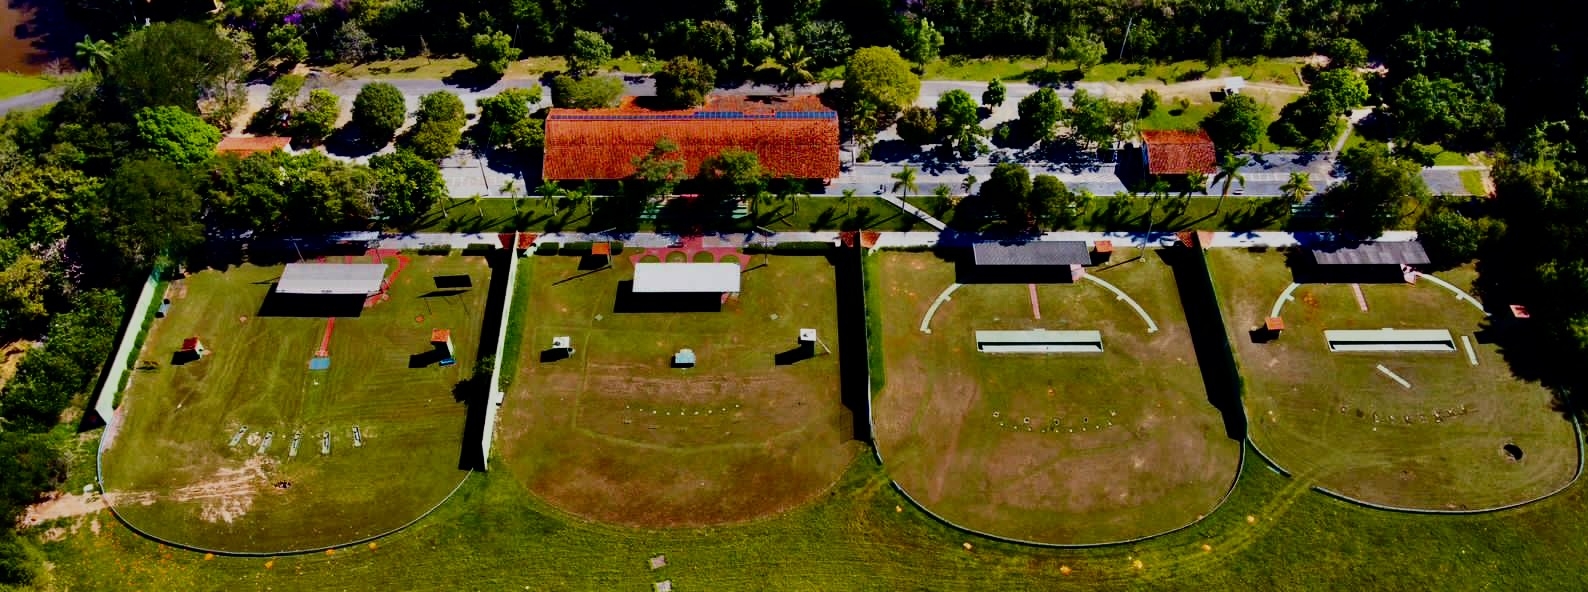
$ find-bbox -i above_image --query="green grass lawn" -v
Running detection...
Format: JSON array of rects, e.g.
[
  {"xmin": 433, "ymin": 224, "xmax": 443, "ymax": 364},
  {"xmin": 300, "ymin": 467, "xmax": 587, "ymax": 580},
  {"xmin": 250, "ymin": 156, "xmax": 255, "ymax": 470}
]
[
  {"xmin": 412, "ymin": 196, "xmax": 940, "ymax": 233},
  {"xmin": 494, "ymin": 253, "xmax": 862, "ymax": 527},
  {"xmin": 1137, "ymin": 98, "xmax": 1286, "ymax": 152},
  {"xmin": 924, "ymin": 57, "xmax": 1303, "ymax": 86},
  {"xmin": 326, "ymin": 56, "xmax": 566, "ymax": 79},
  {"xmin": 98, "ymin": 254, "xmax": 491, "ymax": 552},
  {"xmin": 0, "ymin": 72, "xmax": 54, "ymax": 100},
  {"xmin": 1208, "ymin": 249, "xmax": 1579, "ymax": 509},
  {"xmin": 869, "ymin": 251, "xmax": 1240, "ymax": 543},
  {"xmin": 908, "ymin": 195, "xmax": 1295, "ymax": 232}
]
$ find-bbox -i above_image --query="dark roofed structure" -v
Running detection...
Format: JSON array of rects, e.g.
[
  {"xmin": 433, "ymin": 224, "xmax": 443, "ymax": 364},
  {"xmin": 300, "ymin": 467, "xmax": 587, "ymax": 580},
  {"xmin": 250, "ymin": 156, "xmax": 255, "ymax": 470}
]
[
  {"xmin": 543, "ymin": 95, "xmax": 840, "ymax": 181},
  {"xmin": 1141, "ymin": 129, "xmax": 1217, "ymax": 176},
  {"xmin": 1309, "ymin": 241, "xmax": 1431, "ymax": 266},
  {"xmin": 972, "ymin": 241, "xmax": 1091, "ymax": 266}
]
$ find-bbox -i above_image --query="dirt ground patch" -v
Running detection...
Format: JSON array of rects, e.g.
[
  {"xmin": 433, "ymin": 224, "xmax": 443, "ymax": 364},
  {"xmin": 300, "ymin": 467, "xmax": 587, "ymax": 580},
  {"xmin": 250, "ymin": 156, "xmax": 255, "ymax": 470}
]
[
  {"xmin": 499, "ymin": 254, "xmax": 860, "ymax": 527},
  {"xmin": 870, "ymin": 251, "xmax": 1240, "ymax": 544},
  {"xmin": 0, "ymin": 339, "xmax": 31, "ymax": 390}
]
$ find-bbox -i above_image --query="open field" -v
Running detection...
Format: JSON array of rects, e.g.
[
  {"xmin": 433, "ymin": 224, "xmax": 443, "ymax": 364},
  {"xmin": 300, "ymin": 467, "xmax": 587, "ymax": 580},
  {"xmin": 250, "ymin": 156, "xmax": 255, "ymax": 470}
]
[
  {"xmin": 496, "ymin": 251, "xmax": 862, "ymax": 526},
  {"xmin": 924, "ymin": 56, "xmax": 1304, "ymax": 86},
  {"xmin": 413, "ymin": 196, "xmax": 935, "ymax": 234},
  {"xmin": 0, "ymin": 71, "xmax": 52, "ymax": 100},
  {"xmin": 1209, "ymin": 249, "xmax": 1579, "ymax": 509},
  {"xmin": 99, "ymin": 253, "xmax": 490, "ymax": 552},
  {"xmin": 869, "ymin": 250, "xmax": 1240, "ymax": 543}
]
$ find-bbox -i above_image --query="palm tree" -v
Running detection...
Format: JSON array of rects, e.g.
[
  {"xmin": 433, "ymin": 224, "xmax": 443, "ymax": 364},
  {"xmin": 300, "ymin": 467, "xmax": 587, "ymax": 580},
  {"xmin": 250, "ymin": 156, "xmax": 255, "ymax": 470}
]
[
  {"xmin": 1182, "ymin": 171, "xmax": 1209, "ymax": 198},
  {"xmin": 961, "ymin": 174, "xmax": 978, "ymax": 195},
  {"xmin": 891, "ymin": 165, "xmax": 919, "ymax": 198},
  {"xmin": 537, "ymin": 180, "xmax": 562, "ymax": 215},
  {"xmin": 470, "ymin": 193, "xmax": 485, "ymax": 219},
  {"xmin": 840, "ymin": 188, "xmax": 859, "ymax": 215},
  {"xmin": 775, "ymin": 44, "xmax": 814, "ymax": 89},
  {"xmin": 1211, "ymin": 154, "xmax": 1249, "ymax": 214},
  {"xmin": 74, "ymin": 36, "xmax": 114, "ymax": 74},
  {"xmin": 500, "ymin": 179, "xmax": 522, "ymax": 213},
  {"xmin": 1279, "ymin": 172, "xmax": 1314, "ymax": 203}
]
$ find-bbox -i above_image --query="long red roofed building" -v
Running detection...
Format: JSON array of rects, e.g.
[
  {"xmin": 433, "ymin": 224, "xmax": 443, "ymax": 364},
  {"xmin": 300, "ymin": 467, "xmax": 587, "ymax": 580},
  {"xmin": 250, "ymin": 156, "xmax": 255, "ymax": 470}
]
[
  {"xmin": 542, "ymin": 95, "xmax": 841, "ymax": 182},
  {"xmin": 1140, "ymin": 129, "xmax": 1217, "ymax": 176}
]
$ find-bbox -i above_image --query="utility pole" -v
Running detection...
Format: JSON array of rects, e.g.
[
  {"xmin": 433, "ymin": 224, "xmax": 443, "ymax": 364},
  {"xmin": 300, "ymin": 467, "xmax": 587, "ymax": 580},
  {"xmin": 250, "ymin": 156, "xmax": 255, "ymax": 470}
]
[{"xmin": 1119, "ymin": 16, "xmax": 1135, "ymax": 61}]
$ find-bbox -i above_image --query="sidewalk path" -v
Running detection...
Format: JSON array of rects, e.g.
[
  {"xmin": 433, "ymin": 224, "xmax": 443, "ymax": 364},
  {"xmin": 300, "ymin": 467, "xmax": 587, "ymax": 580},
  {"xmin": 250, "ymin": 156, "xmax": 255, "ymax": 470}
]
[{"xmin": 878, "ymin": 194, "xmax": 947, "ymax": 231}]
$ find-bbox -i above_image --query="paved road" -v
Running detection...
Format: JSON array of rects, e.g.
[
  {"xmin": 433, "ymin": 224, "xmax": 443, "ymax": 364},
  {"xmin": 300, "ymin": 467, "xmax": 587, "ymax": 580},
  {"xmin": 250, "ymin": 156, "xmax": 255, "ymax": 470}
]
[
  {"xmin": 4, "ymin": 75, "xmax": 1480, "ymax": 200},
  {"xmin": 0, "ymin": 87, "xmax": 65, "ymax": 115}
]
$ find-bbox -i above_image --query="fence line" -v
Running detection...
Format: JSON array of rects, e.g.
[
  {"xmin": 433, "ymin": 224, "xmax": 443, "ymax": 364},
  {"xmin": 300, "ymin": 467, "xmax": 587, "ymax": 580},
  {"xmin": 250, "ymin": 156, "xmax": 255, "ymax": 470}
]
[
  {"xmin": 93, "ymin": 269, "xmax": 162, "ymax": 422},
  {"xmin": 480, "ymin": 234, "xmax": 521, "ymax": 470}
]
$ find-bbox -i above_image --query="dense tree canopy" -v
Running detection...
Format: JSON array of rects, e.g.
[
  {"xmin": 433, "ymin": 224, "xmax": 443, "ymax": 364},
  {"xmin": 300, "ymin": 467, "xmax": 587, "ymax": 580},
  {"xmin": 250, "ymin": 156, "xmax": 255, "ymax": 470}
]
[
  {"xmin": 352, "ymin": 83, "xmax": 408, "ymax": 143},
  {"xmin": 844, "ymin": 47, "xmax": 920, "ymax": 126},
  {"xmin": 550, "ymin": 74, "xmax": 624, "ymax": 109},
  {"xmin": 107, "ymin": 21, "xmax": 243, "ymax": 113},
  {"xmin": 134, "ymin": 106, "xmax": 222, "ymax": 166},
  {"xmin": 654, "ymin": 57, "xmax": 718, "ymax": 109},
  {"xmin": 1200, "ymin": 94, "xmax": 1264, "ymax": 154}
]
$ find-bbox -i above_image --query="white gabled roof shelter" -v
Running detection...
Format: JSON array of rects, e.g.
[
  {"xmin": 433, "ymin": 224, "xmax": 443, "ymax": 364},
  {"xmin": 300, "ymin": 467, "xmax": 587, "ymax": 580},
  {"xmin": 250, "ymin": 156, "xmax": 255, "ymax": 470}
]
[
  {"xmin": 1325, "ymin": 328, "xmax": 1456, "ymax": 352},
  {"xmin": 632, "ymin": 263, "xmax": 742, "ymax": 294},
  {"xmin": 278, "ymin": 263, "xmax": 388, "ymax": 295},
  {"xmin": 976, "ymin": 329, "xmax": 1104, "ymax": 353}
]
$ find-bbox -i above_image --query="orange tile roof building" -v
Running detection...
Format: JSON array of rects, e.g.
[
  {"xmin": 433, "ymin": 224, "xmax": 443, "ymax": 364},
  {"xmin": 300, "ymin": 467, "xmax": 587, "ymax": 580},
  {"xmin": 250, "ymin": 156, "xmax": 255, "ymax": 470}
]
[
  {"xmin": 215, "ymin": 136, "xmax": 293, "ymax": 156},
  {"xmin": 1140, "ymin": 129, "xmax": 1217, "ymax": 176},
  {"xmin": 542, "ymin": 96, "xmax": 841, "ymax": 181}
]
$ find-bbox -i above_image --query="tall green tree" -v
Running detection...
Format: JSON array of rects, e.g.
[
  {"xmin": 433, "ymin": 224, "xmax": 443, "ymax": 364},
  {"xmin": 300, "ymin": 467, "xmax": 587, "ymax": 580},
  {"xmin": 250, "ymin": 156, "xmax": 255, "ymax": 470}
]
[
  {"xmin": 568, "ymin": 29, "xmax": 613, "ymax": 76},
  {"xmin": 403, "ymin": 92, "xmax": 466, "ymax": 160},
  {"xmin": 843, "ymin": 47, "xmax": 920, "ymax": 126},
  {"xmin": 1280, "ymin": 172, "xmax": 1315, "ymax": 202},
  {"xmin": 1200, "ymin": 94, "xmax": 1264, "ymax": 154},
  {"xmin": 654, "ymin": 57, "xmax": 717, "ymax": 109},
  {"xmin": 891, "ymin": 165, "xmax": 919, "ymax": 197},
  {"xmin": 904, "ymin": 18, "xmax": 945, "ymax": 67},
  {"xmin": 631, "ymin": 139, "xmax": 687, "ymax": 199},
  {"xmin": 134, "ymin": 106, "xmax": 222, "ymax": 166},
  {"xmin": 1211, "ymin": 154, "xmax": 1248, "ymax": 214},
  {"xmin": 895, "ymin": 107, "xmax": 938, "ymax": 146},
  {"xmin": 1322, "ymin": 144, "xmax": 1429, "ymax": 236},
  {"xmin": 84, "ymin": 158, "xmax": 205, "ymax": 269},
  {"xmin": 107, "ymin": 21, "xmax": 243, "ymax": 113},
  {"xmin": 475, "ymin": 87, "xmax": 542, "ymax": 150},
  {"xmin": 982, "ymin": 79, "xmax": 1006, "ymax": 108},
  {"xmin": 370, "ymin": 150, "xmax": 446, "ymax": 222},
  {"xmin": 292, "ymin": 89, "xmax": 342, "ymax": 144},
  {"xmin": 697, "ymin": 148, "xmax": 764, "ymax": 205},
  {"xmin": 1017, "ymin": 87, "xmax": 1063, "ymax": 143},
  {"xmin": 550, "ymin": 74, "xmax": 624, "ymax": 108},
  {"xmin": 1060, "ymin": 34, "xmax": 1107, "ymax": 75},
  {"xmin": 352, "ymin": 82, "xmax": 408, "ymax": 144},
  {"xmin": 471, "ymin": 29, "xmax": 522, "ymax": 77},
  {"xmin": 73, "ymin": 36, "xmax": 113, "ymax": 74}
]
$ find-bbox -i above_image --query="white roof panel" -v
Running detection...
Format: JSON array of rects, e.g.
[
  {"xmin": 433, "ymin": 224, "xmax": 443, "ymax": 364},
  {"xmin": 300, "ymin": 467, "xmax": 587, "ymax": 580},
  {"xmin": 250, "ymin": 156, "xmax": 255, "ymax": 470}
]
[
  {"xmin": 278, "ymin": 263, "xmax": 388, "ymax": 295},
  {"xmin": 632, "ymin": 263, "xmax": 742, "ymax": 293}
]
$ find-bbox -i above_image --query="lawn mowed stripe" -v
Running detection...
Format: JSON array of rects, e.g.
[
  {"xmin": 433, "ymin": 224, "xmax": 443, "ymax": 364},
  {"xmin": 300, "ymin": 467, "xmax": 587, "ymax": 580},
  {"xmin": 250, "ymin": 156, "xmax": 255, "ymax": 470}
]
[
  {"xmin": 498, "ymin": 253, "xmax": 861, "ymax": 527},
  {"xmin": 100, "ymin": 255, "xmax": 490, "ymax": 552},
  {"xmin": 871, "ymin": 250, "xmax": 1240, "ymax": 544}
]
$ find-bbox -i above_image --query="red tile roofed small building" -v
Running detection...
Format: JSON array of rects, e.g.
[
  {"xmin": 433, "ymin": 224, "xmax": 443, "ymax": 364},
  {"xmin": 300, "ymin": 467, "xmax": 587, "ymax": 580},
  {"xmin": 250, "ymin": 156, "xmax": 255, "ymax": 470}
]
[
  {"xmin": 543, "ymin": 95, "xmax": 840, "ymax": 181},
  {"xmin": 216, "ymin": 136, "xmax": 293, "ymax": 156},
  {"xmin": 1141, "ymin": 129, "xmax": 1217, "ymax": 176}
]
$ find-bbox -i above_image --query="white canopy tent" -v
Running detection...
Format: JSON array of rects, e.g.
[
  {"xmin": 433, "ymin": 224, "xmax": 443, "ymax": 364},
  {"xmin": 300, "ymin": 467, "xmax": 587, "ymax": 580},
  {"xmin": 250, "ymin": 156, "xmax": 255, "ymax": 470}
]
[
  {"xmin": 277, "ymin": 263, "xmax": 388, "ymax": 295},
  {"xmin": 632, "ymin": 263, "xmax": 742, "ymax": 294}
]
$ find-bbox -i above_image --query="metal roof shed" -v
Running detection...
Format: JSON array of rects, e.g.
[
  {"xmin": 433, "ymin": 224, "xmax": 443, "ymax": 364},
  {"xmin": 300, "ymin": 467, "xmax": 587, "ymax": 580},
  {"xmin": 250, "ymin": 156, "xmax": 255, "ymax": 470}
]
[
  {"xmin": 972, "ymin": 242, "xmax": 1091, "ymax": 266},
  {"xmin": 632, "ymin": 263, "xmax": 742, "ymax": 293},
  {"xmin": 1309, "ymin": 241, "xmax": 1431, "ymax": 266},
  {"xmin": 277, "ymin": 263, "xmax": 388, "ymax": 295}
]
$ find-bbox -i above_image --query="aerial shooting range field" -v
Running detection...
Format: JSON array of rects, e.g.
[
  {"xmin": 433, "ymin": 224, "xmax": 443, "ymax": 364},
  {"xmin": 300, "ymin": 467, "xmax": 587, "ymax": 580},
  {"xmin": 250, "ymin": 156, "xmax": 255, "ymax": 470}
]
[
  {"xmin": 497, "ymin": 246, "xmax": 861, "ymax": 527},
  {"xmin": 1209, "ymin": 247, "xmax": 1580, "ymax": 510},
  {"xmin": 99, "ymin": 253, "xmax": 491, "ymax": 552},
  {"xmin": 869, "ymin": 248, "xmax": 1241, "ymax": 544}
]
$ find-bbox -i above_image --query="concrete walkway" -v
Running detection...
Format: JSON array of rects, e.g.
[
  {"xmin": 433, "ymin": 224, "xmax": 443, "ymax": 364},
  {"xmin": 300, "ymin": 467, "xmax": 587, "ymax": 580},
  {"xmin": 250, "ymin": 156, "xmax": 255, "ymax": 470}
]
[{"xmin": 877, "ymin": 194, "xmax": 948, "ymax": 231}]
